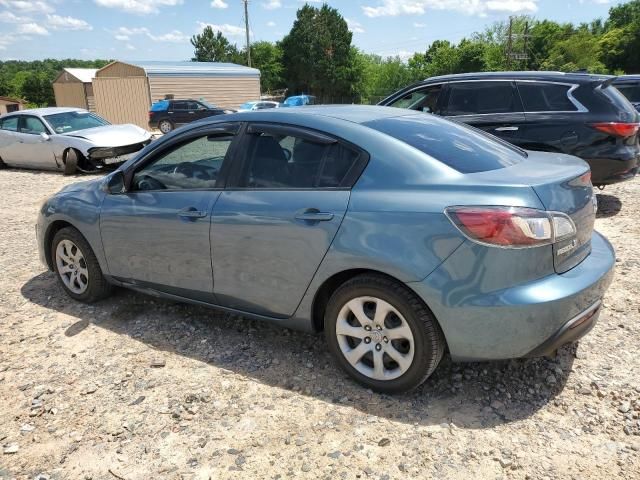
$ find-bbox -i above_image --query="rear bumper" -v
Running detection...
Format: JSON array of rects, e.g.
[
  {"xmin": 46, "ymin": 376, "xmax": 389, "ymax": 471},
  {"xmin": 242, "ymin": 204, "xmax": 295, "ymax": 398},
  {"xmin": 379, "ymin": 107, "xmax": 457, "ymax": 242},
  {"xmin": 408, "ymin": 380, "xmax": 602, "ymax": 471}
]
[
  {"xmin": 407, "ymin": 231, "xmax": 615, "ymax": 362},
  {"xmin": 585, "ymin": 153, "xmax": 639, "ymax": 185}
]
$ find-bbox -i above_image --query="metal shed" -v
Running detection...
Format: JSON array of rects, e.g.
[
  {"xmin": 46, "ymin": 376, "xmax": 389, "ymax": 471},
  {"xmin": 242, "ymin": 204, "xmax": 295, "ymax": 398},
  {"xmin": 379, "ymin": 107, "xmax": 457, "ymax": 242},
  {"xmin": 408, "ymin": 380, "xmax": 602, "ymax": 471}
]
[
  {"xmin": 52, "ymin": 68, "xmax": 98, "ymax": 111},
  {"xmin": 93, "ymin": 61, "xmax": 261, "ymax": 129}
]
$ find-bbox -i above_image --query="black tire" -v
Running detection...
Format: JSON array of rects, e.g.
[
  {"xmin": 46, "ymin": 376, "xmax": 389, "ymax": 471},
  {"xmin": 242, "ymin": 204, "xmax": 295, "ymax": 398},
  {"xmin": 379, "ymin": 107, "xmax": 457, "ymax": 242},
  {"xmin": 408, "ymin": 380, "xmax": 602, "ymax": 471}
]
[
  {"xmin": 0, "ymin": 156, "xmax": 6, "ymax": 169},
  {"xmin": 158, "ymin": 119, "xmax": 173, "ymax": 134},
  {"xmin": 51, "ymin": 227, "xmax": 112, "ymax": 303},
  {"xmin": 324, "ymin": 274, "xmax": 445, "ymax": 394},
  {"xmin": 63, "ymin": 149, "xmax": 78, "ymax": 175}
]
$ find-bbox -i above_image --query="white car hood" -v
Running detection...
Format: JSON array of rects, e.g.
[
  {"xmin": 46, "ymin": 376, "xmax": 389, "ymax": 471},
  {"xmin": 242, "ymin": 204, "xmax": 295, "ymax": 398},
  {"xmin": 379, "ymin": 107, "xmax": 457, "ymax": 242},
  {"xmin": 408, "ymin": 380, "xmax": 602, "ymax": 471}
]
[{"xmin": 61, "ymin": 124, "xmax": 151, "ymax": 146}]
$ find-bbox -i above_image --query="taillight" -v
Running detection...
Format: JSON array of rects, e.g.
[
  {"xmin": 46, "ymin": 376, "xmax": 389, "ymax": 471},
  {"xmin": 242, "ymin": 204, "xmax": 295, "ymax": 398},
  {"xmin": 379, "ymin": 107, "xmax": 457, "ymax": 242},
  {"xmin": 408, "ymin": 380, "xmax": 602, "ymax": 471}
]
[
  {"xmin": 590, "ymin": 122, "xmax": 640, "ymax": 138},
  {"xmin": 445, "ymin": 206, "xmax": 576, "ymax": 248}
]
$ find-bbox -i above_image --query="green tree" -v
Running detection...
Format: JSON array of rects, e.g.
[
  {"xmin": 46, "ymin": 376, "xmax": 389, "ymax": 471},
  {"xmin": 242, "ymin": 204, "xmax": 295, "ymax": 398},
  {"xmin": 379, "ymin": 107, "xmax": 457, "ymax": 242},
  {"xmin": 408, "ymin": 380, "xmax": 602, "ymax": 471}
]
[
  {"xmin": 191, "ymin": 26, "xmax": 240, "ymax": 62},
  {"xmin": 248, "ymin": 41, "xmax": 285, "ymax": 93},
  {"xmin": 542, "ymin": 30, "xmax": 606, "ymax": 73},
  {"xmin": 281, "ymin": 4, "xmax": 360, "ymax": 101}
]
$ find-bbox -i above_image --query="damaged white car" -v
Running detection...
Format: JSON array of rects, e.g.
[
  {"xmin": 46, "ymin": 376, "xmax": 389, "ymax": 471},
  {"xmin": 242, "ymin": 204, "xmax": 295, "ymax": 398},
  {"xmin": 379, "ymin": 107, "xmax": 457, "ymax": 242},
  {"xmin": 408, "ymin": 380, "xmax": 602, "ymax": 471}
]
[{"xmin": 0, "ymin": 107, "xmax": 152, "ymax": 174}]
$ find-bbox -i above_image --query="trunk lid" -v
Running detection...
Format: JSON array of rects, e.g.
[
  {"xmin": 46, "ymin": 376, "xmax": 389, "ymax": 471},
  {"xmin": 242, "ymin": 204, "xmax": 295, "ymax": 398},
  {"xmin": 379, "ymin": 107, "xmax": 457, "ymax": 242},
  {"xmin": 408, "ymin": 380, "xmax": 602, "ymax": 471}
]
[{"xmin": 468, "ymin": 150, "xmax": 596, "ymax": 273}]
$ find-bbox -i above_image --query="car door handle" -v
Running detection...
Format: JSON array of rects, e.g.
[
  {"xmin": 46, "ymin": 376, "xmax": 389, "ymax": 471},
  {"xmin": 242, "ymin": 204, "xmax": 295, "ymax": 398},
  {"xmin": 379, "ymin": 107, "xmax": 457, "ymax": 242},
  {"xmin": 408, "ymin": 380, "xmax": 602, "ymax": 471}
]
[
  {"xmin": 295, "ymin": 209, "xmax": 334, "ymax": 222},
  {"xmin": 178, "ymin": 207, "xmax": 207, "ymax": 219},
  {"xmin": 495, "ymin": 126, "xmax": 519, "ymax": 132}
]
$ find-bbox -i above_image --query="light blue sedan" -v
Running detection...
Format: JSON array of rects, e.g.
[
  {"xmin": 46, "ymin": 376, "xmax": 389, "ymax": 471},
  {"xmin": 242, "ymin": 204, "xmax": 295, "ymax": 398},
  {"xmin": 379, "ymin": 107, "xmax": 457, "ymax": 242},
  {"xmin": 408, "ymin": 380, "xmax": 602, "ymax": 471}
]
[{"xmin": 36, "ymin": 106, "xmax": 615, "ymax": 393}]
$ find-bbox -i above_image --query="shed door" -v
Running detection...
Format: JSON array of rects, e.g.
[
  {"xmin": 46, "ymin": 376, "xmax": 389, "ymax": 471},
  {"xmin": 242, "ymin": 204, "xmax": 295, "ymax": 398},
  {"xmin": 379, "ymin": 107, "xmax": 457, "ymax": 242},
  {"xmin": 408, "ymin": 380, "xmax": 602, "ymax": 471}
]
[{"xmin": 93, "ymin": 76, "xmax": 151, "ymax": 129}]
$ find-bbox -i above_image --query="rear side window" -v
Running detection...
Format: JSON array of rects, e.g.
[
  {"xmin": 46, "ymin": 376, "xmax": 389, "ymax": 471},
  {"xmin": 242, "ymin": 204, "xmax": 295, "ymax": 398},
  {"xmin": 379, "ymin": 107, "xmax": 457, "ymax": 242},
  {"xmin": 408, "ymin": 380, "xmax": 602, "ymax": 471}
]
[
  {"xmin": 446, "ymin": 81, "xmax": 522, "ymax": 116},
  {"xmin": 600, "ymin": 85, "xmax": 637, "ymax": 113},
  {"xmin": 615, "ymin": 83, "xmax": 640, "ymax": 103},
  {"xmin": 237, "ymin": 131, "xmax": 360, "ymax": 189},
  {"xmin": 172, "ymin": 101, "xmax": 188, "ymax": 110},
  {"xmin": 517, "ymin": 82, "xmax": 578, "ymax": 112},
  {"xmin": 0, "ymin": 116, "xmax": 18, "ymax": 131},
  {"xmin": 364, "ymin": 115, "xmax": 525, "ymax": 174}
]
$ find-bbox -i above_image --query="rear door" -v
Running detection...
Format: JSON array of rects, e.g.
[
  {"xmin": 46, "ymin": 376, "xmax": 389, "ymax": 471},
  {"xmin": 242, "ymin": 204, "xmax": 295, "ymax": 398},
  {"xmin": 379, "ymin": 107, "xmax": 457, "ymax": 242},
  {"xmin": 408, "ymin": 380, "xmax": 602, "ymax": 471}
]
[
  {"xmin": 443, "ymin": 80, "xmax": 525, "ymax": 142},
  {"xmin": 211, "ymin": 123, "xmax": 365, "ymax": 317},
  {"xmin": 515, "ymin": 81, "xmax": 585, "ymax": 153},
  {"xmin": 170, "ymin": 101, "xmax": 190, "ymax": 125},
  {"xmin": 0, "ymin": 116, "xmax": 22, "ymax": 166}
]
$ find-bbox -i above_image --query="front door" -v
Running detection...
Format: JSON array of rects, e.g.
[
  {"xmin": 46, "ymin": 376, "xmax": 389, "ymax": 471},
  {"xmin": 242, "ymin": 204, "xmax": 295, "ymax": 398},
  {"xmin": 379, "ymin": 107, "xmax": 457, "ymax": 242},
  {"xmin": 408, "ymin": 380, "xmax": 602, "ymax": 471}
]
[
  {"xmin": 15, "ymin": 116, "xmax": 58, "ymax": 169},
  {"xmin": 211, "ymin": 123, "xmax": 364, "ymax": 317},
  {"xmin": 100, "ymin": 128, "xmax": 238, "ymax": 302},
  {"xmin": 443, "ymin": 81, "xmax": 525, "ymax": 143}
]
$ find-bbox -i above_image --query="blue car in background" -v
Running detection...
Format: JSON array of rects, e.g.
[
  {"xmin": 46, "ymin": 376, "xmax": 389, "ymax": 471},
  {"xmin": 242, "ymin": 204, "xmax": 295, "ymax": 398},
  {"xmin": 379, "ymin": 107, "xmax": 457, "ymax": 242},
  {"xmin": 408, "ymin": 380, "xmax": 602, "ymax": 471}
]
[
  {"xmin": 36, "ymin": 105, "xmax": 614, "ymax": 393},
  {"xmin": 283, "ymin": 94, "xmax": 316, "ymax": 107}
]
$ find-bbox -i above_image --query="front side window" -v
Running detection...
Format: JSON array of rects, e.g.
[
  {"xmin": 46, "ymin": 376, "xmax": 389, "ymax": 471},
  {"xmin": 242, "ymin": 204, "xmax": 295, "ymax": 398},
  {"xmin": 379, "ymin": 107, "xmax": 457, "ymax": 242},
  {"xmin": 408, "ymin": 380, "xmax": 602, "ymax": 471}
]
[
  {"xmin": 21, "ymin": 116, "xmax": 47, "ymax": 134},
  {"xmin": 388, "ymin": 85, "xmax": 443, "ymax": 114},
  {"xmin": 0, "ymin": 117, "xmax": 18, "ymax": 131},
  {"xmin": 237, "ymin": 129, "xmax": 360, "ymax": 189},
  {"xmin": 517, "ymin": 82, "xmax": 578, "ymax": 112},
  {"xmin": 132, "ymin": 134, "xmax": 233, "ymax": 191},
  {"xmin": 44, "ymin": 111, "xmax": 109, "ymax": 134},
  {"xmin": 446, "ymin": 81, "xmax": 522, "ymax": 116}
]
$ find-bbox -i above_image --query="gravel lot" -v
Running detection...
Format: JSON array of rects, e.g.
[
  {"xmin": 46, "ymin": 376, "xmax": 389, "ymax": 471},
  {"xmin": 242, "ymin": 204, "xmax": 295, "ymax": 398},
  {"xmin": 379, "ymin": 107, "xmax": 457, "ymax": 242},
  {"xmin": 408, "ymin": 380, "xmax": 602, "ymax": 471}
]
[{"xmin": 0, "ymin": 169, "xmax": 638, "ymax": 480}]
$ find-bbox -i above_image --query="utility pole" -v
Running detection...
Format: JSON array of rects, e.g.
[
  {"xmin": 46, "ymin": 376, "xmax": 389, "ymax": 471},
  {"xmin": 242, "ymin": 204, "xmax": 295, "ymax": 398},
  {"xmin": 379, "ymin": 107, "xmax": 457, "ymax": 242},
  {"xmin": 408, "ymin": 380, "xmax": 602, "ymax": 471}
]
[
  {"xmin": 523, "ymin": 21, "xmax": 529, "ymax": 70},
  {"xmin": 506, "ymin": 16, "xmax": 513, "ymax": 70},
  {"xmin": 243, "ymin": 0, "xmax": 251, "ymax": 67}
]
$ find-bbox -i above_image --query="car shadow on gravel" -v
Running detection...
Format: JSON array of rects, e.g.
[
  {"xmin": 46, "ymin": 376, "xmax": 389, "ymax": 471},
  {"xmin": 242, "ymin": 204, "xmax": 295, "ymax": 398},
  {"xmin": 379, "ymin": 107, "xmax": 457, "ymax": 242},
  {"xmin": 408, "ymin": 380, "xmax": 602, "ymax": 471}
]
[
  {"xmin": 597, "ymin": 193, "xmax": 622, "ymax": 218},
  {"xmin": 22, "ymin": 271, "xmax": 576, "ymax": 429}
]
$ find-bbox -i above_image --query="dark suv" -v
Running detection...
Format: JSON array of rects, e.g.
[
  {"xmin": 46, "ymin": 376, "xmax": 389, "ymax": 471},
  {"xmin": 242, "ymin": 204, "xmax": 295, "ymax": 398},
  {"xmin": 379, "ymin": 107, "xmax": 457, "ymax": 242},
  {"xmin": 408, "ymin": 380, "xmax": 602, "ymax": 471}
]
[
  {"xmin": 149, "ymin": 99, "xmax": 230, "ymax": 134},
  {"xmin": 380, "ymin": 72, "xmax": 640, "ymax": 186},
  {"xmin": 613, "ymin": 75, "xmax": 640, "ymax": 112}
]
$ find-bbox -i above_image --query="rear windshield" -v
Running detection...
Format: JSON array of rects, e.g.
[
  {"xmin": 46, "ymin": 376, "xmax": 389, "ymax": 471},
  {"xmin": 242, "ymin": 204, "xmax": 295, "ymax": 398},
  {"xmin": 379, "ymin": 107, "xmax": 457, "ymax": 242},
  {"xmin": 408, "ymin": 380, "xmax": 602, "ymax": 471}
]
[
  {"xmin": 364, "ymin": 114, "xmax": 526, "ymax": 174},
  {"xmin": 151, "ymin": 100, "xmax": 169, "ymax": 112}
]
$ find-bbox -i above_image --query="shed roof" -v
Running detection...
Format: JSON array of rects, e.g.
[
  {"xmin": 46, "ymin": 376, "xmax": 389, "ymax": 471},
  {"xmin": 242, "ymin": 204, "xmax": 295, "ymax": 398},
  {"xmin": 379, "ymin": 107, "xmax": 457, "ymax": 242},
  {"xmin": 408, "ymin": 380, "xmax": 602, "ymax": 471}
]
[
  {"xmin": 59, "ymin": 68, "xmax": 98, "ymax": 83},
  {"xmin": 106, "ymin": 61, "xmax": 260, "ymax": 78},
  {"xmin": 0, "ymin": 96, "xmax": 26, "ymax": 104}
]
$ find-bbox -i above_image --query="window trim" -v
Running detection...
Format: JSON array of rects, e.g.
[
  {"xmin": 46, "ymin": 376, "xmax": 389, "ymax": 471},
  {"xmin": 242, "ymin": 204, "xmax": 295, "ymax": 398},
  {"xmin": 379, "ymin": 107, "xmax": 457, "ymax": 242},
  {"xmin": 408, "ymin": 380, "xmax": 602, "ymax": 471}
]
[
  {"xmin": 226, "ymin": 121, "xmax": 369, "ymax": 192},
  {"xmin": 121, "ymin": 123, "xmax": 241, "ymax": 193}
]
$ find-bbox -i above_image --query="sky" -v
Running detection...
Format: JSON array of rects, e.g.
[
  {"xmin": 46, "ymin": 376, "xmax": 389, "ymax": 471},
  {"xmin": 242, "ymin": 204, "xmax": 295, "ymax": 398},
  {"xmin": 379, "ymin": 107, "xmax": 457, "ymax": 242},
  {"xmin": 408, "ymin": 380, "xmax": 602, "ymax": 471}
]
[{"xmin": 0, "ymin": 0, "xmax": 630, "ymax": 62}]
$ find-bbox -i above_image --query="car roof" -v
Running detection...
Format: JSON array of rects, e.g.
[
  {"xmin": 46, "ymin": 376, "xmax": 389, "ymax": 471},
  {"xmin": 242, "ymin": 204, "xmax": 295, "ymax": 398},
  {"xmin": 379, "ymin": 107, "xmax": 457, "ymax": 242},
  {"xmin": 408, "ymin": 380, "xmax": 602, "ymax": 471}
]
[
  {"xmin": 15, "ymin": 107, "xmax": 86, "ymax": 116},
  {"xmin": 422, "ymin": 71, "xmax": 614, "ymax": 84},
  {"xmin": 613, "ymin": 75, "xmax": 640, "ymax": 83},
  {"xmin": 221, "ymin": 105, "xmax": 408, "ymax": 124}
]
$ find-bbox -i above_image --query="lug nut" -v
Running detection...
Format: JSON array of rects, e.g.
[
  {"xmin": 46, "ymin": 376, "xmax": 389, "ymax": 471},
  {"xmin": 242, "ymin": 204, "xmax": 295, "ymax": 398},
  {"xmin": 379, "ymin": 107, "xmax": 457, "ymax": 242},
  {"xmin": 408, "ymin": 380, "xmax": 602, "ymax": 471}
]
[
  {"xmin": 364, "ymin": 337, "xmax": 371, "ymax": 344},
  {"xmin": 364, "ymin": 325, "xmax": 372, "ymax": 331},
  {"xmin": 376, "ymin": 325, "xmax": 382, "ymax": 330},
  {"xmin": 383, "ymin": 336, "xmax": 388, "ymax": 343},
  {"xmin": 375, "ymin": 344, "xmax": 382, "ymax": 351}
]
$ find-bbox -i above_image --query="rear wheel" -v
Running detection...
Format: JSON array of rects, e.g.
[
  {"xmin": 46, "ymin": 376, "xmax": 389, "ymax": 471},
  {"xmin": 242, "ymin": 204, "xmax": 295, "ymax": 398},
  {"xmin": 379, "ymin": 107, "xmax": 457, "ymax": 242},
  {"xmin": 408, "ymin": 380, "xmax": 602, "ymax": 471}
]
[
  {"xmin": 51, "ymin": 227, "xmax": 112, "ymax": 302},
  {"xmin": 158, "ymin": 120, "xmax": 173, "ymax": 134},
  {"xmin": 324, "ymin": 274, "xmax": 445, "ymax": 393}
]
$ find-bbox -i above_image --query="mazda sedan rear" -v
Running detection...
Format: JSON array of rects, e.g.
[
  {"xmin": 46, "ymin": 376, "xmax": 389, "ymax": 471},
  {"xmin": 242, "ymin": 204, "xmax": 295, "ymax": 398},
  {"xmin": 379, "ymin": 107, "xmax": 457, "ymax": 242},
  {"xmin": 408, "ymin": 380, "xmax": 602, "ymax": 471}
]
[{"xmin": 36, "ymin": 106, "xmax": 615, "ymax": 393}]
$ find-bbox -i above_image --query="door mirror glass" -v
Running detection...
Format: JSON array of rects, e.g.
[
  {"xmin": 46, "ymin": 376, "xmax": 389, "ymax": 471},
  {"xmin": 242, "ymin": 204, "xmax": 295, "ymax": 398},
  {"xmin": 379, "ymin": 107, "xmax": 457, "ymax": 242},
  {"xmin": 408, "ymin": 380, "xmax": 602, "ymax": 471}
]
[
  {"xmin": 40, "ymin": 132, "xmax": 50, "ymax": 141},
  {"xmin": 106, "ymin": 170, "xmax": 126, "ymax": 194}
]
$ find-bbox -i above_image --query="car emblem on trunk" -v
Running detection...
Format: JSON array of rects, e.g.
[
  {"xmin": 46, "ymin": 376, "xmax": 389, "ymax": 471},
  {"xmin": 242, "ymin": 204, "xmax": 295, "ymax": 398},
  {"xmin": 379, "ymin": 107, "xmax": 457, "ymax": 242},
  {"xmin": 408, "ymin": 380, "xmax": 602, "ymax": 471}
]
[{"xmin": 557, "ymin": 239, "xmax": 578, "ymax": 256}]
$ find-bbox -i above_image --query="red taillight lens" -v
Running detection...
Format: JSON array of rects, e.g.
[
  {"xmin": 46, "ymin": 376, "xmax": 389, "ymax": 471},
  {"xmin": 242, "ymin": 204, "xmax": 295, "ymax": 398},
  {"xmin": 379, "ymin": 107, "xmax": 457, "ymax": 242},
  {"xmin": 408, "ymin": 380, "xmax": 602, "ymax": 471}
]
[
  {"xmin": 445, "ymin": 207, "xmax": 577, "ymax": 248},
  {"xmin": 590, "ymin": 122, "xmax": 640, "ymax": 138}
]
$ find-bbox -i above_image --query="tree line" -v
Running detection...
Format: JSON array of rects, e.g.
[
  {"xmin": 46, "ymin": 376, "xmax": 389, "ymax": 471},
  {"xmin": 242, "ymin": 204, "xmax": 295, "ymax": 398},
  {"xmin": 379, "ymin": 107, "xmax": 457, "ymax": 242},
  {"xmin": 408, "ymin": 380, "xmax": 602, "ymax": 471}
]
[{"xmin": 1, "ymin": 1, "xmax": 639, "ymax": 107}]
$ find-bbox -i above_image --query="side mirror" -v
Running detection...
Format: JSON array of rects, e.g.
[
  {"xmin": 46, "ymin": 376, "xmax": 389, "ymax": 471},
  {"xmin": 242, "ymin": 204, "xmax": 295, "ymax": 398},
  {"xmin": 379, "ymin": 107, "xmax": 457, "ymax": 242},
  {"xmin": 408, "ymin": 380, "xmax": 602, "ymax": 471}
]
[
  {"xmin": 105, "ymin": 170, "xmax": 126, "ymax": 194},
  {"xmin": 40, "ymin": 132, "xmax": 50, "ymax": 141}
]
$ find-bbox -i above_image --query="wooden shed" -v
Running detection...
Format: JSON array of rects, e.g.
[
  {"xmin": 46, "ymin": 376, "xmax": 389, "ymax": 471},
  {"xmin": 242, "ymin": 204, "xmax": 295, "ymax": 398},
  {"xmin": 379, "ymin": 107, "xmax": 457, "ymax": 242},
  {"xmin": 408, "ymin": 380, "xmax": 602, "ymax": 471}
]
[
  {"xmin": 93, "ymin": 61, "xmax": 261, "ymax": 129},
  {"xmin": 0, "ymin": 96, "xmax": 25, "ymax": 114},
  {"xmin": 52, "ymin": 68, "xmax": 98, "ymax": 111}
]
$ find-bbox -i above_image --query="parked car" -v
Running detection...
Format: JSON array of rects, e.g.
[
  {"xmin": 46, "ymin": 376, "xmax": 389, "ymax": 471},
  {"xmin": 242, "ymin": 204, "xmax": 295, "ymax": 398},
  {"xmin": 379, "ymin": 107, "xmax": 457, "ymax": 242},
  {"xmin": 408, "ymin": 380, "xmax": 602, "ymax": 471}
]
[
  {"xmin": 283, "ymin": 94, "xmax": 316, "ymax": 107},
  {"xmin": 148, "ymin": 99, "xmax": 232, "ymax": 134},
  {"xmin": 238, "ymin": 101, "xmax": 281, "ymax": 111},
  {"xmin": 0, "ymin": 107, "xmax": 151, "ymax": 174},
  {"xmin": 613, "ymin": 75, "xmax": 640, "ymax": 112},
  {"xmin": 379, "ymin": 72, "xmax": 640, "ymax": 186},
  {"xmin": 37, "ymin": 105, "xmax": 614, "ymax": 393}
]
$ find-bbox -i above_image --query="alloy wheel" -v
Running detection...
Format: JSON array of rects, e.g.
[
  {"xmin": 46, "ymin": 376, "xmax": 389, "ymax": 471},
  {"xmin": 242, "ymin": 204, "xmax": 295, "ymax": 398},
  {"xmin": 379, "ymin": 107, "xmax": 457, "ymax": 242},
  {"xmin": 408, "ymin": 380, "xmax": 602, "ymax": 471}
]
[
  {"xmin": 335, "ymin": 296, "xmax": 415, "ymax": 381},
  {"xmin": 55, "ymin": 239, "xmax": 89, "ymax": 294}
]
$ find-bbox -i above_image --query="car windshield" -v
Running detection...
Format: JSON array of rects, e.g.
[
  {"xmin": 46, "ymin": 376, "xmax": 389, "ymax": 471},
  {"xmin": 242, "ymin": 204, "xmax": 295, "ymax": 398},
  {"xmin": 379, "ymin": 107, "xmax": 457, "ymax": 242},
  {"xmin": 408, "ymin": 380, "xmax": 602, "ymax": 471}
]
[
  {"xmin": 44, "ymin": 111, "xmax": 110, "ymax": 134},
  {"xmin": 364, "ymin": 114, "xmax": 526, "ymax": 174},
  {"xmin": 240, "ymin": 102, "xmax": 257, "ymax": 110},
  {"xmin": 199, "ymin": 100, "xmax": 216, "ymax": 109}
]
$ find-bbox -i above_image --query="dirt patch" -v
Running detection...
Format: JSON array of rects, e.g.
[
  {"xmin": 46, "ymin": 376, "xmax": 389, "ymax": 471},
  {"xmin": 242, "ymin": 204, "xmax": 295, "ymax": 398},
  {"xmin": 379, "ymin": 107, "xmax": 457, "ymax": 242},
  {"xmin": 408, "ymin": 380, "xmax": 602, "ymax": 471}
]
[{"xmin": 0, "ymin": 169, "xmax": 638, "ymax": 479}]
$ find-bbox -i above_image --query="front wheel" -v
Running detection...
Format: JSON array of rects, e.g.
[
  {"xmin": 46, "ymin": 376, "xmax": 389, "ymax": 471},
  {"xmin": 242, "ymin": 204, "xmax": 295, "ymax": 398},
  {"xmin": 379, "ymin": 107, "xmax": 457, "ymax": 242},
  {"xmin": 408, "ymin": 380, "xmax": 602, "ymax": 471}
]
[
  {"xmin": 51, "ymin": 227, "xmax": 112, "ymax": 302},
  {"xmin": 324, "ymin": 274, "xmax": 445, "ymax": 393}
]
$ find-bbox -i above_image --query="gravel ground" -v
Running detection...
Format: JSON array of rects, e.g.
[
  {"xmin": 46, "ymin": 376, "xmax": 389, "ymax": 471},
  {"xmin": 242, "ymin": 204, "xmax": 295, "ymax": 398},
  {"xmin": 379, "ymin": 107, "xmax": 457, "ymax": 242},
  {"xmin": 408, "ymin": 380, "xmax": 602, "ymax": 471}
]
[{"xmin": 0, "ymin": 169, "xmax": 638, "ymax": 480}]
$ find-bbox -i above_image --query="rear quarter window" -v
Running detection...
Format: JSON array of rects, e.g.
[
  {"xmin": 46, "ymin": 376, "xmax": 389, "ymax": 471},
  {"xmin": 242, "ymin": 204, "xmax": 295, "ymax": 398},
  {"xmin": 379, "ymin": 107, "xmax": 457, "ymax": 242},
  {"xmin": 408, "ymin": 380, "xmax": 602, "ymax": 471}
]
[
  {"xmin": 615, "ymin": 83, "xmax": 640, "ymax": 103},
  {"xmin": 364, "ymin": 114, "xmax": 525, "ymax": 174},
  {"xmin": 517, "ymin": 82, "xmax": 578, "ymax": 112}
]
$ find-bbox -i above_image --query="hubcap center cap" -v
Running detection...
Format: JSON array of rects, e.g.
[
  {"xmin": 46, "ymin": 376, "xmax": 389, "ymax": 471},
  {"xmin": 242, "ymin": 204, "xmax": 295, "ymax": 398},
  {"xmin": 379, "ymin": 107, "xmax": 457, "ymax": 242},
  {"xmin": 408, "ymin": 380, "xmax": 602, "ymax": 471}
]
[{"xmin": 371, "ymin": 330, "xmax": 383, "ymax": 343}]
